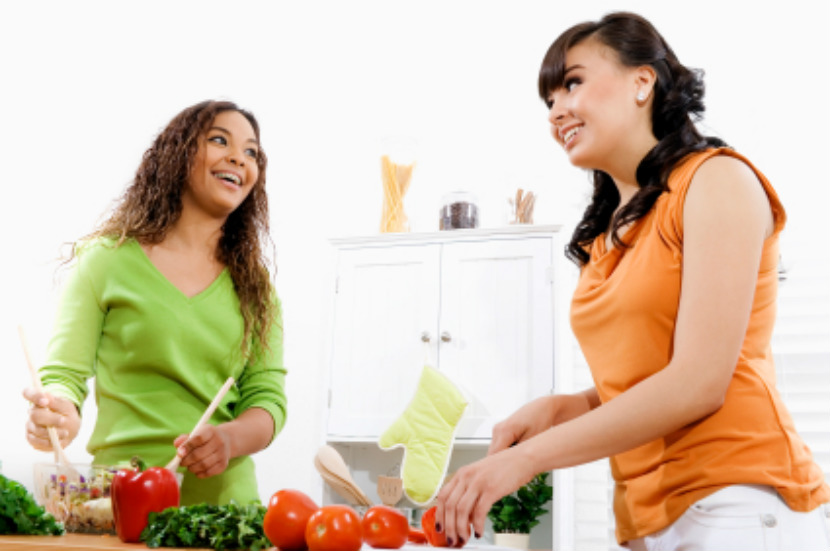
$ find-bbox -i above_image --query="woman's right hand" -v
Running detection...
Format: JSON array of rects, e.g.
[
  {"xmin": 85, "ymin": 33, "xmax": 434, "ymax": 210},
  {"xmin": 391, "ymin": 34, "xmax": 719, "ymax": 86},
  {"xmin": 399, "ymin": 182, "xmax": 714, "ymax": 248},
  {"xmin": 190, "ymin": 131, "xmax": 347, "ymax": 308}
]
[
  {"xmin": 22, "ymin": 388, "xmax": 81, "ymax": 451},
  {"xmin": 488, "ymin": 388, "xmax": 601, "ymax": 456},
  {"xmin": 488, "ymin": 395, "xmax": 559, "ymax": 455}
]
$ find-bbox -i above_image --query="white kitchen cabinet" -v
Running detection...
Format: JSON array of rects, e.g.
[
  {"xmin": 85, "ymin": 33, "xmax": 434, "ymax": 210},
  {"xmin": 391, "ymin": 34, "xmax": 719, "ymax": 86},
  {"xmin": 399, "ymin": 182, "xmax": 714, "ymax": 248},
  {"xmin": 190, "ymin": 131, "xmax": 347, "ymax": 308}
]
[
  {"xmin": 325, "ymin": 242, "xmax": 440, "ymax": 438},
  {"xmin": 321, "ymin": 225, "xmax": 572, "ymax": 549},
  {"xmin": 325, "ymin": 226, "xmax": 561, "ymax": 441}
]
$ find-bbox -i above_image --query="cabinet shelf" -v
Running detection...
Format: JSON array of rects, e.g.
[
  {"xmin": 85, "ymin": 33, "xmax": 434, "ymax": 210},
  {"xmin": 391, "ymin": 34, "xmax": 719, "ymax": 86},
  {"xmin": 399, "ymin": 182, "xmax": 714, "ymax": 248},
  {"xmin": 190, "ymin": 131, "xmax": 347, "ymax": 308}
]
[
  {"xmin": 330, "ymin": 224, "xmax": 563, "ymax": 248},
  {"xmin": 326, "ymin": 435, "xmax": 494, "ymax": 450}
]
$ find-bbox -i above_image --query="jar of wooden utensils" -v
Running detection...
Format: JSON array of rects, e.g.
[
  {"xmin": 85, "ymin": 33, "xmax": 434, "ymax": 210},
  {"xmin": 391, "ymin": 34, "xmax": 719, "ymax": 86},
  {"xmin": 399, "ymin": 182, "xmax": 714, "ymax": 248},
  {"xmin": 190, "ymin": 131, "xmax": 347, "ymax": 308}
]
[{"xmin": 510, "ymin": 188, "xmax": 536, "ymax": 224}]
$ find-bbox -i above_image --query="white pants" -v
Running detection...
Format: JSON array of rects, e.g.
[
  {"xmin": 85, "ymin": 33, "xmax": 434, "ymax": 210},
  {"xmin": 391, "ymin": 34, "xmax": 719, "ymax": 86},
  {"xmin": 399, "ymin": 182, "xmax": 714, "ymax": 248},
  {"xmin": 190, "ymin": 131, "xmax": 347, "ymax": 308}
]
[{"xmin": 625, "ymin": 485, "xmax": 830, "ymax": 551}]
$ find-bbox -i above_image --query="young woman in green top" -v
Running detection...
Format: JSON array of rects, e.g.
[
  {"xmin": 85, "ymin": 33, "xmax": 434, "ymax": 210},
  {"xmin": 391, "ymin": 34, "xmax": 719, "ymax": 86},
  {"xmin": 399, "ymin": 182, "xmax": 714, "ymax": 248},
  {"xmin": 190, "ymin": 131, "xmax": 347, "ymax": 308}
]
[{"xmin": 22, "ymin": 100, "xmax": 287, "ymax": 505}]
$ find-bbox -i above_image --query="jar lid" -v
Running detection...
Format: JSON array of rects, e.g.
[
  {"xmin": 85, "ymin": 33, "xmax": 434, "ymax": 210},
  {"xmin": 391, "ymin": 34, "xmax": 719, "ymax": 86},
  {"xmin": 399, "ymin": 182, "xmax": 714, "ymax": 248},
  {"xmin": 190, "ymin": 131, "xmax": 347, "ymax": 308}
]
[{"xmin": 441, "ymin": 191, "xmax": 478, "ymax": 204}]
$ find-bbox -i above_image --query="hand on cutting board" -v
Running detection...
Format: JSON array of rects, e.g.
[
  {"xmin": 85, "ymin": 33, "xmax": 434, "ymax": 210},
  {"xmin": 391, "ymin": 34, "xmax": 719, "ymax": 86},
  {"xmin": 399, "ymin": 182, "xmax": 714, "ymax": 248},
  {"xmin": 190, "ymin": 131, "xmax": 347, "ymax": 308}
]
[
  {"xmin": 435, "ymin": 445, "xmax": 535, "ymax": 546},
  {"xmin": 22, "ymin": 387, "xmax": 81, "ymax": 450},
  {"xmin": 174, "ymin": 425, "xmax": 232, "ymax": 478}
]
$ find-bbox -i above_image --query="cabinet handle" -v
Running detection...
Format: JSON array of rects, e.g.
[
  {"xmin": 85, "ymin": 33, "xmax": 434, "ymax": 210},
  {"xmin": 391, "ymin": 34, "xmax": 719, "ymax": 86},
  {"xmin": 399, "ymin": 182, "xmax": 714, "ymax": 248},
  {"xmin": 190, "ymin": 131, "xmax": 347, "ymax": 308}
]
[
  {"xmin": 440, "ymin": 331, "xmax": 452, "ymax": 343},
  {"xmin": 421, "ymin": 332, "xmax": 431, "ymax": 343}
]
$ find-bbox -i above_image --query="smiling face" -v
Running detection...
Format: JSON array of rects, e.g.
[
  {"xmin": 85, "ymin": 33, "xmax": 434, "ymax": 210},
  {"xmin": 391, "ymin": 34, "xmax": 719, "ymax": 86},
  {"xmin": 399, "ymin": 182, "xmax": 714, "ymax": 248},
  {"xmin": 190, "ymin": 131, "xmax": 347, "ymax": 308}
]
[
  {"xmin": 184, "ymin": 110, "xmax": 260, "ymax": 220},
  {"xmin": 546, "ymin": 39, "xmax": 656, "ymax": 176}
]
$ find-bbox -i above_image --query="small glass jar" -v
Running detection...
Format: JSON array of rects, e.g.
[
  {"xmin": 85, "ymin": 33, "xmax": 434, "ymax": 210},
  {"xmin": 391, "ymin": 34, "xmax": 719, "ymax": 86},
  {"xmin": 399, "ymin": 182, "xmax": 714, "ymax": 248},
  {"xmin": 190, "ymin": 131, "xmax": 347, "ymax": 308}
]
[{"xmin": 439, "ymin": 191, "xmax": 479, "ymax": 230}]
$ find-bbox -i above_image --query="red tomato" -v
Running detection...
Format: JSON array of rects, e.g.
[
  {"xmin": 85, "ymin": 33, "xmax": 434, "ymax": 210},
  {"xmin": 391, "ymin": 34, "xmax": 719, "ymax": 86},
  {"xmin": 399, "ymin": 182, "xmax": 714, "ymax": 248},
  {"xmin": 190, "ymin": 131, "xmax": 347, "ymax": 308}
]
[
  {"xmin": 407, "ymin": 526, "xmax": 428, "ymax": 544},
  {"xmin": 421, "ymin": 506, "xmax": 449, "ymax": 547},
  {"xmin": 362, "ymin": 505, "xmax": 408, "ymax": 549},
  {"xmin": 263, "ymin": 489, "xmax": 319, "ymax": 551},
  {"xmin": 305, "ymin": 505, "xmax": 363, "ymax": 551}
]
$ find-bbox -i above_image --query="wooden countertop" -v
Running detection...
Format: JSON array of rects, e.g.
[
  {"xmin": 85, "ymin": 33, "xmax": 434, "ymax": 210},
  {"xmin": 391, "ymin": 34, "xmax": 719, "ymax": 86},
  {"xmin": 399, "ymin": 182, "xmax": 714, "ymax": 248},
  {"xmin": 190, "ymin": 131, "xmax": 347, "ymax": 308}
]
[
  {"xmin": 0, "ymin": 534, "xmax": 550, "ymax": 550},
  {"xmin": 0, "ymin": 534, "xmax": 212, "ymax": 550}
]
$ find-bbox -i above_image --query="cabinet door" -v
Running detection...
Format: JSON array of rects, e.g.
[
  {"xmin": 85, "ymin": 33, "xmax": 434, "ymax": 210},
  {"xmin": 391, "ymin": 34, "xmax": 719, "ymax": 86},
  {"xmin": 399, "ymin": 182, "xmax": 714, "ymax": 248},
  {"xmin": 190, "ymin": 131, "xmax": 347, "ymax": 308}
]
[
  {"xmin": 327, "ymin": 244, "xmax": 441, "ymax": 437},
  {"xmin": 439, "ymin": 237, "xmax": 555, "ymax": 438}
]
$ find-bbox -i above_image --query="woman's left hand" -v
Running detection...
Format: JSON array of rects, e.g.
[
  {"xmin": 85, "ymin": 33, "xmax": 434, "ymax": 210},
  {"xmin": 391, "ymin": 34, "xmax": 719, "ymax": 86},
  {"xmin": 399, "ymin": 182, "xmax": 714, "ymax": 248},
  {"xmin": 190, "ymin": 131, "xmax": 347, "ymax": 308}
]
[
  {"xmin": 173, "ymin": 425, "xmax": 232, "ymax": 478},
  {"xmin": 435, "ymin": 446, "xmax": 534, "ymax": 547}
]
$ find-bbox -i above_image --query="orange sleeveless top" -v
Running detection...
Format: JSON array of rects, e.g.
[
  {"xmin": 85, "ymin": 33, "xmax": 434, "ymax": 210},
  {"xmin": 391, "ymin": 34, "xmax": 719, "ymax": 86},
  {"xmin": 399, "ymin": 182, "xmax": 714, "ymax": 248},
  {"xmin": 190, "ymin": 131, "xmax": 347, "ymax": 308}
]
[{"xmin": 570, "ymin": 148, "xmax": 829, "ymax": 543}]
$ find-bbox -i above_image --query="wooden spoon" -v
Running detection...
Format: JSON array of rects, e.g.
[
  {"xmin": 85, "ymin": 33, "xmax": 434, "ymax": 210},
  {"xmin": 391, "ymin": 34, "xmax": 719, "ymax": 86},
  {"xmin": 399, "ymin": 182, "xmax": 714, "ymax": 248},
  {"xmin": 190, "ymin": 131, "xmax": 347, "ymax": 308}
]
[
  {"xmin": 165, "ymin": 377, "xmax": 235, "ymax": 472},
  {"xmin": 316, "ymin": 445, "xmax": 372, "ymax": 506},
  {"xmin": 315, "ymin": 455, "xmax": 372, "ymax": 507},
  {"xmin": 314, "ymin": 456, "xmax": 369, "ymax": 506},
  {"xmin": 18, "ymin": 325, "xmax": 81, "ymax": 482}
]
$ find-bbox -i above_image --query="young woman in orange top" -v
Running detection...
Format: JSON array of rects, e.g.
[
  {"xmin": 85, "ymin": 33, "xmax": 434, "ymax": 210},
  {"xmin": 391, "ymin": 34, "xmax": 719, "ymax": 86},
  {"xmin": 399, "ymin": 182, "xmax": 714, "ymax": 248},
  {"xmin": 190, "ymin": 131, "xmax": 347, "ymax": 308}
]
[{"xmin": 434, "ymin": 12, "xmax": 829, "ymax": 549}]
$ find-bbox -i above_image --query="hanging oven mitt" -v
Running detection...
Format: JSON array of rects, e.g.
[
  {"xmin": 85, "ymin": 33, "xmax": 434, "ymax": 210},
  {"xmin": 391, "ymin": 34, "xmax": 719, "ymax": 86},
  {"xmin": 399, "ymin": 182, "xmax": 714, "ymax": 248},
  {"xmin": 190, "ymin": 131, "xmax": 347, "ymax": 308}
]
[{"xmin": 378, "ymin": 365, "xmax": 468, "ymax": 505}]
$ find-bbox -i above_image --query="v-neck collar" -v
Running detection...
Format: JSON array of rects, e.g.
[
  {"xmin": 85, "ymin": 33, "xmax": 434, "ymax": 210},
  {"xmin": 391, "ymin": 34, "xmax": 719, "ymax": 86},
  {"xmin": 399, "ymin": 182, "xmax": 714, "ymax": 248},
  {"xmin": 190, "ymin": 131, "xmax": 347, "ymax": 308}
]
[
  {"xmin": 589, "ymin": 213, "xmax": 651, "ymax": 273},
  {"xmin": 129, "ymin": 239, "xmax": 229, "ymax": 303}
]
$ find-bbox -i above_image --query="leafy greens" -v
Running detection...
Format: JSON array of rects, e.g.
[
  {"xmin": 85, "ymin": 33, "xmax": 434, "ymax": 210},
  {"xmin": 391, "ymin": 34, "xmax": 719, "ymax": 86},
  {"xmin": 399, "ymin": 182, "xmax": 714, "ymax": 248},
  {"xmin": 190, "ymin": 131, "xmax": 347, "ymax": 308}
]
[
  {"xmin": 0, "ymin": 474, "xmax": 65, "ymax": 536},
  {"xmin": 141, "ymin": 501, "xmax": 269, "ymax": 550}
]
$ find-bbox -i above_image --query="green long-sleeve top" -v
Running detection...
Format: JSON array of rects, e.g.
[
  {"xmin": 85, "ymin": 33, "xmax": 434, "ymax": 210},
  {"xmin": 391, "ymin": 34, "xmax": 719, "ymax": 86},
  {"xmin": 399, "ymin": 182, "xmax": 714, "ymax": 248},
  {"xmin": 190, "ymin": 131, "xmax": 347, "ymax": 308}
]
[{"xmin": 39, "ymin": 237, "xmax": 287, "ymax": 505}]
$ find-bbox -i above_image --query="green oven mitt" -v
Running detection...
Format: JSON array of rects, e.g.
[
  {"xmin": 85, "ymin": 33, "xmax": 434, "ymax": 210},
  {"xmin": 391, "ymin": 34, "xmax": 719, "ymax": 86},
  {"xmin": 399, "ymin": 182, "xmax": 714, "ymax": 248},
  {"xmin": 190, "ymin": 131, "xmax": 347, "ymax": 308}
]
[{"xmin": 378, "ymin": 365, "xmax": 468, "ymax": 505}]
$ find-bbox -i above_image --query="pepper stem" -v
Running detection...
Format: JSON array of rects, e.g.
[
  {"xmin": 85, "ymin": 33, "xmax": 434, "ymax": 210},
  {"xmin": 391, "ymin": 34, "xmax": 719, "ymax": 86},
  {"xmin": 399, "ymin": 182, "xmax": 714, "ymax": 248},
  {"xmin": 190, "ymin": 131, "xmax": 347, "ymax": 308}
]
[{"xmin": 130, "ymin": 456, "xmax": 147, "ymax": 472}]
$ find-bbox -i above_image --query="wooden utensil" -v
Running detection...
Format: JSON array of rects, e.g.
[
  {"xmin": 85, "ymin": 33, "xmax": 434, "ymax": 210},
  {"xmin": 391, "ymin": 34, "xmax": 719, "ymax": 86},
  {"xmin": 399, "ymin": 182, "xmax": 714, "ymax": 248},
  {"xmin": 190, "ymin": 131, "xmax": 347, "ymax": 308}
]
[
  {"xmin": 315, "ymin": 445, "xmax": 372, "ymax": 506},
  {"xmin": 521, "ymin": 191, "xmax": 536, "ymax": 223},
  {"xmin": 314, "ymin": 454, "xmax": 372, "ymax": 507},
  {"xmin": 17, "ymin": 325, "xmax": 81, "ymax": 481},
  {"xmin": 513, "ymin": 189, "xmax": 535, "ymax": 224},
  {"xmin": 165, "ymin": 377, "xmax": 235, "ymax": 472},
  {"xmin": 377, "ymin": 475, "xmax": 403, "ymax": 507},
  {"xmin": 314, "ymin": 456, "xmax": 370, "ymax": 506},
  {"xmin": 314, "ymin": 457, "xmax": 370, "ymax": 506}
]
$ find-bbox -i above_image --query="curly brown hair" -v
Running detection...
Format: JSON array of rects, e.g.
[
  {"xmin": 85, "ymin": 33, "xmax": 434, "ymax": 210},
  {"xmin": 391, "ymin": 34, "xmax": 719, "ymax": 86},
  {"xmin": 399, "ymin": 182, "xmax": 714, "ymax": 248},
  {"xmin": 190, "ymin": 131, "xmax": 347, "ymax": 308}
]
[{"xmin": 74, "ymin": 99, "xmax": 276, "ymax": 357}]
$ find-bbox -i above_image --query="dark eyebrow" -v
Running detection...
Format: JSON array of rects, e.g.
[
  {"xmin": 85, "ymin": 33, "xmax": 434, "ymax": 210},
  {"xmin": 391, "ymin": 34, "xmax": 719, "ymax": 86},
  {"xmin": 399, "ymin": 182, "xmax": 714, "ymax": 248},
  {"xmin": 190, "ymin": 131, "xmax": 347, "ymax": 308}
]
[
  {"xmin": 563, "ymin": 64, "xmax": 584, "ymax": 77},
  {"xmin": 209, "ymin": 125, "xmax": 259, "ymax": 145}
]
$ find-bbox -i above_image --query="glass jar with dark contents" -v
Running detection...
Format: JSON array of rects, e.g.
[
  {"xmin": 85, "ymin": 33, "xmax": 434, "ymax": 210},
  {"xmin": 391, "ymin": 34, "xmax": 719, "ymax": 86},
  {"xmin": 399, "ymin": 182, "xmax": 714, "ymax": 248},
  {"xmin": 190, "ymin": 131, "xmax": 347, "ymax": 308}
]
[{"xmin": 439, "ymin": 191, "xmax": 479, "ymax": 230}]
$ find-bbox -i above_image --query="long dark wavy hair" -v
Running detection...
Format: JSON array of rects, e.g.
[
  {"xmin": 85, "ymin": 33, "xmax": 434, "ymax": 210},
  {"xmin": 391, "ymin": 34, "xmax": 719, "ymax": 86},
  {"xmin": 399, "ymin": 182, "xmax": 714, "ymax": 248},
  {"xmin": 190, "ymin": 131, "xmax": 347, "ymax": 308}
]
[
  {"xmin": 538, "ymin": 12, "xmax": 727, "ymax": 266},
  {"xmin": 73, "ymin": 100, "xmax": 276, "ymax": 357}
]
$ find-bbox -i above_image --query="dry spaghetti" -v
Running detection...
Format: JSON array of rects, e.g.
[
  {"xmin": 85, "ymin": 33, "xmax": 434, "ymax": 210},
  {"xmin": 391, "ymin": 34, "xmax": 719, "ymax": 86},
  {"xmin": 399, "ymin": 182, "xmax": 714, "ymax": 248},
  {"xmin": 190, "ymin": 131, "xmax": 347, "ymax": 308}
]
[{"xmin": 380, "ymin": 154, "xmax": 414, "ymax": 232}]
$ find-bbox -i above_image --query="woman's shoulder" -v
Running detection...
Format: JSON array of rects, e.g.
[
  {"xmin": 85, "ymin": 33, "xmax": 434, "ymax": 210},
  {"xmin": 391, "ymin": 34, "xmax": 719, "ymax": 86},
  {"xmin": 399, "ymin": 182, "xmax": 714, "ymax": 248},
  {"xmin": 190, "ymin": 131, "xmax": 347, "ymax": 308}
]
[
  {"xmin": 663, "ymin": 147, "xmax": 764, "ymax": 204},
  {"xmin": 669, "ymin": 147, "xmax": 739, "ymax": 187},
  {"xmin": 73, "ymin": 235, "xmax": 140, "ymax": 271},
  {"xmin": 659, "ymin": 147, "xmax": 785, "ymax": 237}
]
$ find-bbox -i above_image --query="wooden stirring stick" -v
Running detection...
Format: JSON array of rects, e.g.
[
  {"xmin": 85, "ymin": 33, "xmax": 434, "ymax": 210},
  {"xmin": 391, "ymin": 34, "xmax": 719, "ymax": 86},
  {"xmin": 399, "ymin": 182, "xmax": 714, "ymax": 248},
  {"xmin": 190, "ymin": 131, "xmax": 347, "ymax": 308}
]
[
  {"xmin": 18, "ymin": 325, "xmax": 75, "ymax": 469},
  {"xmin": 165, "ymin": 376, "xmax": 235, "ymax": 472}
]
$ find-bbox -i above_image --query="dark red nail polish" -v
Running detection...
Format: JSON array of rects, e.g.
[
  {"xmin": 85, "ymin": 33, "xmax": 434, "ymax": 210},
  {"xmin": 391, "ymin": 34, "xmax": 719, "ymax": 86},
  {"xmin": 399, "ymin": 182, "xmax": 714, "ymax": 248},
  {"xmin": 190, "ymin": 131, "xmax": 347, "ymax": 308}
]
[
  {"xmin": 447, "ymin": 538, "xmax": 454, "ymax": 546},
  {"xmin": 475, "ymin": 532, "xmax": 481, "ymax": 539},
  {"xmin": 435, "ymin": 523, "xmax": 442, "ymax": 532}
]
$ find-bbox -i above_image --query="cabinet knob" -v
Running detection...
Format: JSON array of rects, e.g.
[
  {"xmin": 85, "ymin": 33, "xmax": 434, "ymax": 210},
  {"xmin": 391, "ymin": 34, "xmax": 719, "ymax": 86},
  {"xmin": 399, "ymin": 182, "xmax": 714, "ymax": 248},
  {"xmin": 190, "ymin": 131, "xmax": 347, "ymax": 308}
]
[
  {"xmin": 421, "ymin": 332, "xmax": 431, "ymax": 343},
  {"xmin": 440, "ymin": 331, "xmax": 452, "ymax": 343}
]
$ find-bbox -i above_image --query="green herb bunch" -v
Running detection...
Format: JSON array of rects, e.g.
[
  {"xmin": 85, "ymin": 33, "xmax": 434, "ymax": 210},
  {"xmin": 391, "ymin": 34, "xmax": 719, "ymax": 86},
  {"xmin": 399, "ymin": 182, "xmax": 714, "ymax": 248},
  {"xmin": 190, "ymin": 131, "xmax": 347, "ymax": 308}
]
[
  {"xmin": 141, "ymin": 501, "xmax": 269, "ymax": 551},
  {"xmin": 0, "ymin": 474, "xmax": 65, "ymax": 536},
  {"xmin": 487, "ymin": 472, "xmax": 553, "ymax": 534}
]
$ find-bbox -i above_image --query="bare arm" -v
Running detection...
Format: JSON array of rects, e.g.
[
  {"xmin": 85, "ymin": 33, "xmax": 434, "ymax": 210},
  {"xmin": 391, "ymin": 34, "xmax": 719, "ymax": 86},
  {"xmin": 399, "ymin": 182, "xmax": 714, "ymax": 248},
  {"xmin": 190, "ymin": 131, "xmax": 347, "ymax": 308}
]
[
  {"xmin": 555, "ymin": 387, "xmax": 602, "ymax": 423},
  {"xmin": 488, "ymin": 387, "xmax": 601, "ymax": 455},
  {"xmin": 436, "ymin": 156, "xmax": 774, "ymax": 544},
  {"xmin": 175, "ymin": 407, "xmax": 274, "ymax": 478}
]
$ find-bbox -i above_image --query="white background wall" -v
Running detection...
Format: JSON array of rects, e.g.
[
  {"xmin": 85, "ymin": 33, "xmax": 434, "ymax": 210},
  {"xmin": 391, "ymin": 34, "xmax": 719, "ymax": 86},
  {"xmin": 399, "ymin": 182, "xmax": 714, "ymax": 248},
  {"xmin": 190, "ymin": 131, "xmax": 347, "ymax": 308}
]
[{"xmin": 1, "ymin": 0, "xmax": 828, "ymax": 528}]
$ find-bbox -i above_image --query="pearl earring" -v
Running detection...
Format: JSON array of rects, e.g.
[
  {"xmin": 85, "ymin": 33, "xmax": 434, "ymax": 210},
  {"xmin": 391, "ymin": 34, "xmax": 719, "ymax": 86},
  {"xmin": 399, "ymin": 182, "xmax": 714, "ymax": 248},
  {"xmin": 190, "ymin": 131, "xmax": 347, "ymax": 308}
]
[{"xmin": 637, "ymin": 91, "xmax": 647, "ymax": 102}]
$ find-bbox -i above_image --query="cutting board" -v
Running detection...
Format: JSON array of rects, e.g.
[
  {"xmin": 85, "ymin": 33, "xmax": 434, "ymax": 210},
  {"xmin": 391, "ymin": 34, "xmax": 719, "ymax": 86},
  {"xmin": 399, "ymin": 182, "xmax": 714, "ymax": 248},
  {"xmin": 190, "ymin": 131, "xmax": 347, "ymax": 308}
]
[{"xmin": 0, "ymin": 534, "xmax": 213, "ymax": 550}]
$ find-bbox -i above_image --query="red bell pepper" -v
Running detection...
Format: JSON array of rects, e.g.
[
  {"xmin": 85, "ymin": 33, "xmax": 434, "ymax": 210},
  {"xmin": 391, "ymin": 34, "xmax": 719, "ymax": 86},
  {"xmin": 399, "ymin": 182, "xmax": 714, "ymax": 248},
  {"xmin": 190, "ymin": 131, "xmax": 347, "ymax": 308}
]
[{"xmin": 111, "ymin": 456, "xmax": 180, "ymax": 543}]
